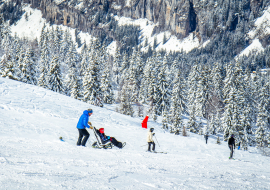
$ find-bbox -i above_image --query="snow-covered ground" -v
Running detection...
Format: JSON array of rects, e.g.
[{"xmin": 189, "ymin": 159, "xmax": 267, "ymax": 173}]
[
  {"xmin": 10, "ymin": 5, "xmax": 93, "ymax": 49},
  {"xmin": 1, "ymin": 78, "xmax": 270, "ymax": 189}
]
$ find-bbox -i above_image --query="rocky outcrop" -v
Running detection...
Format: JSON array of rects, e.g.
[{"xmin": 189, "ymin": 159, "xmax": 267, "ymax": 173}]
[{"xmin": 14, "ymin": 0, "xmax": 269, "ymax": 40}]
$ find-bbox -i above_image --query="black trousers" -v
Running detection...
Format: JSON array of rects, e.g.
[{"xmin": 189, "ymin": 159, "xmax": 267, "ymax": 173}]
[
  {"xmin": 229, "ymin": 145, "xmax": 234, "ymax": 158},
  {"xmin": 77, "ymin": 129, "xmax": 89, "ymax": 146},
  {"xmin": 148, "ymin": 142, "xmax": 155, "ymax": 151},
  {"xmin": 111, "ymin": 137, "xmax": 122, "ymax": 148}
]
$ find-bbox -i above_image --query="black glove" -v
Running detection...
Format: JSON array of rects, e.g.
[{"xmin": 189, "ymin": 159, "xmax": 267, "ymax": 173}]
[{"xmin": 153, "ymin": 133, "xmax": 155, "ymax": 136}]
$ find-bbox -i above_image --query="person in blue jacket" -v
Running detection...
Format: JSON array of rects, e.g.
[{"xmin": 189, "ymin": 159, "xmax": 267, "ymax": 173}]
[{"xmin": 76, "ymin": 109, "xmax": 93, "ymax": 146}]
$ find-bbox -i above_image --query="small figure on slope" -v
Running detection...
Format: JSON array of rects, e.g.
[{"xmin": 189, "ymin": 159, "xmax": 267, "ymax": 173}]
[
  {"xmin": 216, "ymin": 136, "xmax": 221, "ymax": 144},
  {"xmin": 98, "ymin": 128, "xmax": 125, "ymax": 148},
  {"xmin": 204, "ymin": 132, "xmax": 209, "ymax": 144},
  {"xmin": 147, "ymin": 128, "xmax": 156, "ymax": 152},
  {"xmin": 228, "ymin": 134, "xmax": 236, "ymax": 159},
  {"xmin": 76, "ymin": 109, "xmax": 93, "ymax": 147}
]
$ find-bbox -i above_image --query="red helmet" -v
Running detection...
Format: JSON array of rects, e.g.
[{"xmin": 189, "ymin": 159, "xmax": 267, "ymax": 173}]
[{"xmin": 99, "ymin": 128, "xmax": 104, "ymax": 133}]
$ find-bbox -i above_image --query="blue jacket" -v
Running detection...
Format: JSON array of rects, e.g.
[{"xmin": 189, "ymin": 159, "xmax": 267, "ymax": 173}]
[{"xmin": 77, "ymin": 110, "xmax": 91, "ymax": 129}]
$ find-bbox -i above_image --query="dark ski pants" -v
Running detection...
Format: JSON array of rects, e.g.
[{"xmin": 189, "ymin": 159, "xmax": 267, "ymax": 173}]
[
  {"xmin": 229, "ymin": 145, "xmax": 234, "ymax": 158},
  {"xmin": 77, "ymin": 129, "xmax": 89, "ymax": 146},
  {"xmin": 148, "ymin": 142, "xmax": 155, "ymax": 151},
  {"xmin": 111, "ymin": 137, "xmax": 122, "ymax": 148}
]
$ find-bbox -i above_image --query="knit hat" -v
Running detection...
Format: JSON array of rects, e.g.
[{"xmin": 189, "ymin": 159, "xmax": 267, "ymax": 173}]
[{"xmin": 88, "ymin": 108, "xmax": 93, "ymax": 114}]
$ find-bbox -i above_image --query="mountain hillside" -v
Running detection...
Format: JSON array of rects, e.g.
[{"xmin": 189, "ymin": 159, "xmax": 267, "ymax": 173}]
[{"xmin": 1, "ymin": 75, "xmax": 270, "ymax": 189}]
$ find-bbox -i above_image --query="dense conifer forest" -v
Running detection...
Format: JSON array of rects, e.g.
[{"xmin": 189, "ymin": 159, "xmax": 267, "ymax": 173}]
[{"xmin": 0, "ymin": 0, "xmax": 270, "ymax": 150}]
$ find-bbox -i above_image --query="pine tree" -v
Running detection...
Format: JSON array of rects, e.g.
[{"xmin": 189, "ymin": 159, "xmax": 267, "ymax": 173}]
[
  {"xmin": 66, "ymin": 61, "xmax": 79, "ymax": 98},
  {"xmin": 48, "ymin": 56, "xmax": 64, "ymax": 93},
  {"xmin": 126, "ymin": 48, "xmax": 139, "ymax": 103},
  {"xmin": 170, "ymin": 69, "xmax": 186, "ymax": 133},
  {"xmin": 139, "ymin": 57, "xmax": 152, "ymax": 103},
  {"xmin": 69, "ymin": 69, "xmax": 80, "ymax": 99},
  {"xmin": 155, "ymin": 57, "xmax": 170, "ymax": 116},
  {"xmin": 187, "ymin": 106, "xmax": 198, "ymax": 133},
  {"xmin": 255, "ymin": 105, "xmax": 268, "ymax": 147},
  {"xmin": 54, "ymin": 26, "xmax": 63, "ymax": 55},
  {"xmin": 162, "ymin": 109, "xmax": 170, "ymax": 130},
  {"xmin": 60, "ymin": 29, "xmax": 72, "ymax": 62},
  {"xmin": 82, "ymin": 38, "xmax": 103, "ymax": 107},
  {"xmin": 39, "ymin": 23, "xmax": 46, "ymax": 48},
  {"xmin": 119, "ymin": 80, "xmax": 134, "ymax": 116},
  {"xmin": 209, "ymin": 115, "xmax": 217, "ymax": 135},
  {"xmin": 1, "ymin": 55, "xmax": 17, "ymax": 80},
  {"xmin": 21, "ymin": 48, "xmax": 37, "ymax": 85},
  {"xmin": 112, "ymin": 45, "xmax": 121, "ymax": 86},
  {"xmin": 38, "ymin": 34, "xmax": 50, "ymax": 88},
  {"xmin": 101, "ymin": 65, "xmax": 114, "ymax": 104},
  {"xmin": 83, "ymin": 60, "xmax": 102, "ymax": 106}
]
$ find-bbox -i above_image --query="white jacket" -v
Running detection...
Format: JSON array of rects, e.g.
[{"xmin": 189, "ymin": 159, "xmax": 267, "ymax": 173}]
[{"xmin": 147, "ymin": 131, "xmax": 154, "ymax": 142}]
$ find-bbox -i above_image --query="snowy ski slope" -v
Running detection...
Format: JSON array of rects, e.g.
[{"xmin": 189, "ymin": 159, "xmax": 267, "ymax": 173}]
[{"xmin": 0, "ymin": 77, "xmax": 270, "ymax": 189}]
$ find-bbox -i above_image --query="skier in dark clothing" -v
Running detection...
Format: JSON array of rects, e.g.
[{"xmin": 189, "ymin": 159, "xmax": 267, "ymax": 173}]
[
  {"xmin": 204, "ymin": 132, "xmax": 209, "ymax": 144},
  {"xmin": 98, "ymin": 128, "xmax": 125, "ymax": 148},
  {"xmin": 228, "ymin": 134, "xmax": 236, "ymax": 159},
  {"xmin": 76, "ymin": 109, "xmax": 93, "ymax": 146}
]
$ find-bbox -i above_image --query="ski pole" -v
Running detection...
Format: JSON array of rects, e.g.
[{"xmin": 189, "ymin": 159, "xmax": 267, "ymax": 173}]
[{"xmin": 154, "ymin": 136, "xmax": 160, "ymax": 147}]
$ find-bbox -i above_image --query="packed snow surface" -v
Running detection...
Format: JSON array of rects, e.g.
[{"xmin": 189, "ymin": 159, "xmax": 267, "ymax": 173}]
[{"xmin": 0, "ymin": 78, "xmax": 270, "ymax": 189}]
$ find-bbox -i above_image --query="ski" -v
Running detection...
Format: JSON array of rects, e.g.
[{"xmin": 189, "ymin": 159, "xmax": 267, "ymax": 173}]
[
  {"xmin": 146, "ymin": 151, "xmax": 167, "ymax": 154},
  {"xmin": 121, "ymin": 142, "xmax": 126, "ymax": 148},
  {"xmin": 153, "ymin": 152, "xmax": 167, "ymax": 154}
]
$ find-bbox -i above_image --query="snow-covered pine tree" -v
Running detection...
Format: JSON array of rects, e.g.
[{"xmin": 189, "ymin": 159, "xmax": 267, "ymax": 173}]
[
  {"xmin": 79, "ymin": 45, "xmax": 89, "ymax": 77},
  {"xmin": 126, "ymin": 48, "xmax": 139, "ymax": 103},
  {"xmin": 69, "ymin": 67, "xmax": 80, "ymax": 99},
  {"xmin": 187, "ymin": 106, "xmax": 198, "ymax": 133},
  {"xmin": 39, "ymin": 23, "xmax": 46, "ymax": 49},
  {"xmin": 170, "ymin": 68, "xmax": 186, "ymax": 133},
  {"xmin": 38, "ymin": 33, "xmax": 50, "ymax": 88},
  {"xmin": 101, "ymin": 65, "xmax": 114, "ymax": 104},
  {"xmin": 138, "ymin": 57, "xmax": 152, "ymax": 103},
  {"xmin": 54, "ymin": 26, "xmax": 63, "ymax": 55},
  {"xmin": 66, "ymin": 60, "xmax": 79, "ymax": 99},
  {"xmin": 60, "ymin": 29, "xmax": 72, "ymax": 62},
  {"xmin": 118, "ymin": 80, "xmax": 134, "ymax": 116},
  {"xmin": 255, "ymin": 104, "xmax": 268, "ymax": 147},
  {"xmin": 208, "ymin": 115, "xmax": 217, "ymax": 135},
  {"xmin": 155, "ymin": 56, "xmax": 170, "ymax": 116},
  {"xmin": 65, "ymin": 42, "xmax": 79, "ymax": 95},
  {"xmin": 112, "ymin": 45, "xmax": 122, "ymax": 87},
  {"xmin": 82, "ymin": 44, "xmax": 103, "ymax": 106},
  {"xmin": 212, "ymin": 62, "xmax": 224, "ymax": 106},
  {"xmin": 187, "ymin": 64, "xmax": 200, "ymax": 133},
  {"xmin": 48, "ymin": 56, "xmax": 64, "ymax": 93},
  {"xmin": 21, "ymin": 48, "xmax": 37, "ymax": 85},
  {"xmin": 1, "ymin": 54, "xmax": 17, "ymax": 80},
  {"xmin": 162, "ymin": 109, "xmax": 170, "ymax": 130},
  {"xmin": 147, "ymin": 55, "xmax": 157, "ymax": 105},
  {"xmin": 119, "ymin": 51, "xmax": 129, "ymax": 87},
  {"xmin": 195, "ymin": 64, "xmax": 212, "ymax": 119}
]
